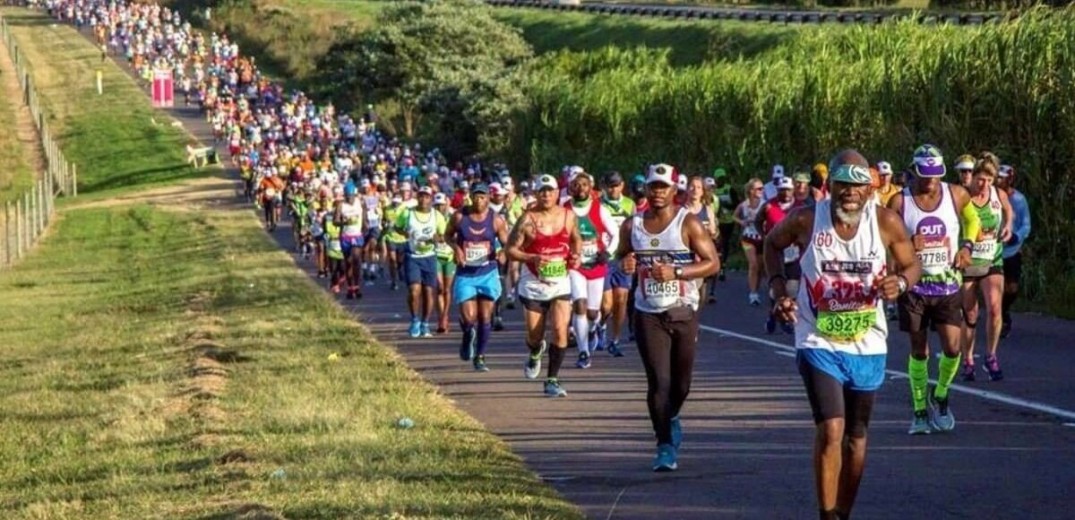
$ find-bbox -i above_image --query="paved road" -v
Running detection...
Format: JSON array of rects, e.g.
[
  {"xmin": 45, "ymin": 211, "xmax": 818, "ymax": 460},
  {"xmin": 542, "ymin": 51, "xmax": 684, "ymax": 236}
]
[
  {"xmin": 485, "ymin": 0, "xmax": 1006, "ymax": 26},
  {"xmin": 79, "ymin": 19, "xmax": 1075, "ymax": 520}
]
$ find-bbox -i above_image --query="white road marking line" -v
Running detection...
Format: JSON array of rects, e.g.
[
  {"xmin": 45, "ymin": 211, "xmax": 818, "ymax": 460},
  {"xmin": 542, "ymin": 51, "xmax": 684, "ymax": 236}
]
[{"xmin": 699, "ymin": 324, "xmax": 1075, "ymax": 422}]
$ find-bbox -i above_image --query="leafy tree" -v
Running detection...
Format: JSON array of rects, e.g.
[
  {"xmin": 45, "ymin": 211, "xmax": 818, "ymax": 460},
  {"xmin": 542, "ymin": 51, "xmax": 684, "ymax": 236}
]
[{"xmin": 316, "ymin": 0, "xmax": 532, "ymax": 159}]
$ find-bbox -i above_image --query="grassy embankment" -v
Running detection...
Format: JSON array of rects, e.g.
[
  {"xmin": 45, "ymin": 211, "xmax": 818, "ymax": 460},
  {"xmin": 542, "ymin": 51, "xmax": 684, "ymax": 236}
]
[{"xmin": 0, "ymin": 8, "xmax": 582, "ymax": 519}]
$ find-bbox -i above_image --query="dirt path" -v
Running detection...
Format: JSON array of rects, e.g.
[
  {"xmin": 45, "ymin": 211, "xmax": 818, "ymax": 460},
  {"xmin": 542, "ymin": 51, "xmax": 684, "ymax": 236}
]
[{"xmin": 0, "ymin": 31, "xmax": 47, "ymax": 176}]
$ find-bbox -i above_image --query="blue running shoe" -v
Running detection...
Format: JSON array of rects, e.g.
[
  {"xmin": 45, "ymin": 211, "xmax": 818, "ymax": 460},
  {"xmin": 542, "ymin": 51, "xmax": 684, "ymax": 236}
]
[
  {"xmin": 420, "ymin": 322, "xmax": 433, "ymax": 338},
  {"xmin": 473, "ymin": 356, "xmax": 490, "ymax": 372},
  {"xmin": 607, "ymin": 340, "xmax": 625, "ymax": 358},
  {"xmin": 460, "ymin": 327, "xmax": 476, "ymax": 361},
  {"xmin": 544, "ymin": 378, "xmax": 567, "ymax": 397},
  {"xmin": 671, "ymin": 415, "xmax": 683, "ymax": 450},
  {"xmin": 408, "ymin": 318, "xmax": 421, "ymax": 338},
  {"xmin": 576, "ymin": 352, "xmax": 591, "ymax": 369},
  {"xmin": 652, "ymin": 443, "xmax": 678, "ymax": 472}
]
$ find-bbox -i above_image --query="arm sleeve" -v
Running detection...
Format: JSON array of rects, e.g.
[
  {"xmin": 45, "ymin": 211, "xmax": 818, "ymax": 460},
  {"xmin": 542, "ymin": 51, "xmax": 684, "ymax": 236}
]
[
  {"xmin": 600, "ymin": 205, "xmax": 620, "ymax": 253},
  {"xmin": 394, "ymin": 209, "xmax": 409, "ymax": 233},
  {"xmin": 959, "ymin": 201, "xmax": 981, "ymax": 243}
]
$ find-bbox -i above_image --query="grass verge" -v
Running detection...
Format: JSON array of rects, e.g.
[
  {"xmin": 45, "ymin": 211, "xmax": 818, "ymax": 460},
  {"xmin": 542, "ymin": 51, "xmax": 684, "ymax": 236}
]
[
  {"xmin": 0, "ymin": 202, "xmax": 581, "ymax": 519},
  {"xmin": 0, "ymin": 43, "xmax": 35, "ymax": 205},
  {"xmin": 0, "ymin": 8, "xmax": 207, "ymax": 197}
]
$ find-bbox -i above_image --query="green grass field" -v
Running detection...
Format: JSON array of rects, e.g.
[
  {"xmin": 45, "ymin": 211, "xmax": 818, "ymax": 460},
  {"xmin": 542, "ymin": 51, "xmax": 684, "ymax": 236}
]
[
  {"xmin": 0, "ymin": 45, "xmax": 36, "ymax": 205},
  {"xmin": 1, "ymin": 9, "xmax": 205, "ymax": 197},
  {"xmin": 0, "ymin": 6, "xmax": 582, "ymax": 518}
]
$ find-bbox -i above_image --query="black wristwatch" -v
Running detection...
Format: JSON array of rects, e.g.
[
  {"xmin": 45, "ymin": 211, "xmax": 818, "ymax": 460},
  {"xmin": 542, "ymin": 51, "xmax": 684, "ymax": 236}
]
[{"xmin": 674, "ymin": 266, "xmax": 684, "ymax": 279}]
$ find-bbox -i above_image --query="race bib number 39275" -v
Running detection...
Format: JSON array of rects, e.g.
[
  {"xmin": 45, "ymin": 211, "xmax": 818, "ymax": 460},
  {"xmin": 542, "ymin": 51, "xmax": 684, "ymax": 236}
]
[{"xmin": 816, "ymin": 309, "xmax": 874, "ymax": 343}]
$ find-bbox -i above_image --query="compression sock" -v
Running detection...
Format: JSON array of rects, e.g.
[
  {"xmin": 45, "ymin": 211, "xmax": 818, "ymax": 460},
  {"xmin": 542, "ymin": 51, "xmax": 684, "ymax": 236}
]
[
  {"xmin": 909, "ymin": 356, "xmax": 929, "ymax": 412},
  {"xmin": 934, "ymin": 353, "xmax": 962, "ymax": 400},
  {"xmin": 476, "ymin": 322, "xmax": 492, "ymax": 357},
  {"xmin": 461, "ymin": 321, "xmax": 476, "ymax": 357},
  {"xmin": 573, "ymin": 314, "xmax": 590, "ymax": 355},
  {"xmin": 548, "ymin": 344, "xmax": 566, "ymax": 379}
]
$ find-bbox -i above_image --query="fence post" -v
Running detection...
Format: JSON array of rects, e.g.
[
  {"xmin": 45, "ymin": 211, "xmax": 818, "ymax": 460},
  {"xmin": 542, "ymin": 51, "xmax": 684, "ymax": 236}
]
[
  {"xmin": 72, "ymin": 164, "xmax": 78, "ymax": 196},
  {"xmin": 4, "ymin": 201, "xmax": 10, "ymax": 266},
  {"xmin": 18, "ymin": 196, "xmax": 25, "ymax": 257}
]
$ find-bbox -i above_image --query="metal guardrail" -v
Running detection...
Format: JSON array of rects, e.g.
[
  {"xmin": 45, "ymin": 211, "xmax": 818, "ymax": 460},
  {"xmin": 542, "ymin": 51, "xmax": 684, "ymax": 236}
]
[{"xmin": 485, "ymin": 0, "xmax": 1006, "ymax": 25}]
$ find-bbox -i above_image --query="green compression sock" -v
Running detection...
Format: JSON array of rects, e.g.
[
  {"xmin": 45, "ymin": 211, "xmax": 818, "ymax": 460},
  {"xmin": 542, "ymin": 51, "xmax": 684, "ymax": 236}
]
[
  {"xmin": 934, "ymin": 353, "xmax": 962, "ymax": 400},
  {"xmin": 909, "ymin": 356, "xmax": 929, "ymax": 412}
]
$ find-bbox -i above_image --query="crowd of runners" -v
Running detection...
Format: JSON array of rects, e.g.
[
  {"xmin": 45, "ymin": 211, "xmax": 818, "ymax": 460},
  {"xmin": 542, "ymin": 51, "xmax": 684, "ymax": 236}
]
[{"xmin": 37, "ymin": 0, "xmax": 1038, "ymax": 516}]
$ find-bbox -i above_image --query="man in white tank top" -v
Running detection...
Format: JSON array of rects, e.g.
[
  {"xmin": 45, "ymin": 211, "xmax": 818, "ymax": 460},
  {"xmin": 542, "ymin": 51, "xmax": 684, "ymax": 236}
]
[
  {"xmin": 764, "ymin": 150, "xmax": 921, "ymax": 520},
  {"xmin": 615, "ymin": 163, "xmax": 720, "ymax": 472}
]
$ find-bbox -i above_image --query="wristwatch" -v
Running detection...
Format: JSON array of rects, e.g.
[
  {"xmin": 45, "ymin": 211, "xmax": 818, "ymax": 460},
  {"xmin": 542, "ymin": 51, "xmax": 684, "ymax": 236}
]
[
  {"xmin": 897, "ymin": 275, "xmax": 908, "ymax": 295},
  {"xmin": 674, "ymin": 266, "xmax": 684, "ymax": 279}
]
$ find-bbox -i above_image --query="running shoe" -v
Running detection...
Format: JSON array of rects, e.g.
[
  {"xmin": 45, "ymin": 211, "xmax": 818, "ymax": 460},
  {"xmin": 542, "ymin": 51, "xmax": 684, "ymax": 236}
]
[
  {"xmin": 460, "ymin": 327, "xmax": 476, "ymax": 361},
  {"xmin": 493, "ymin": 315, "xmax": 504, "ymax": 332},
  {"xmin": 544, "ymin": 378, "xmax": 567, "ymax": 397},
  {"xmin": 607, "ymin": 340, "xmax": 625, "ymax": 358},
  {"xmin": 576, "ymin": 352, "xmax": 591, "ymax": 369},
  {"xmin": 317, "ymin": 271, "xmax": 327, "ymax": 279},
  {"xmin": 671, "ymin": 415, "xmax": 683, "ymax": 450},
  {"xmin": 523, "ymin": 341, "xmax": 547, "ymax": 379},
  {"xmin": 652, "ymin": 443, "xmax": 678, "ymax": 472},
  {"xmin": 765, "ymin": 315, "xmax": 776, "ymax": 334},
  {"xmin": 408, "ymin": 318, "xmax": 422, "ymax": 339},
  {"xmin": 420, "ymin": 322, "xmax": 433, "ymax": 338},
  {"xmin": 473, "ymin": 356, "xmax": 489, "ymax": 372},
  {"xmin": 1000, "ymin": 319, "xmax": 1012, "ymax": 339},
  {"xmin": 961, "ymin": 362, "xmax": 976, "ymax": 382},
  {"xmin": 984, "ymin": 355, "xmax": 1004, "ymax": 381},
  {"xmin": 908, "ymin": 409, "xmax": 932, "ymax": 435},
  {"xmin": 749, "ymin": 293, "xmax": 761, "ymax": 306},
  {"xmin": 930, "ymin": 396, "xmax": 955, "ymax": 432},
  {"xmin": 591, "ymin": 323, "xmax": 604, "ymax": 352},
  {"xmin": 505, "ymin": 294, "xmax": 516, "ymax": 310},
  {"xmin": 718, "ymin": 268, "xmax": 726, "ymax": 282}
]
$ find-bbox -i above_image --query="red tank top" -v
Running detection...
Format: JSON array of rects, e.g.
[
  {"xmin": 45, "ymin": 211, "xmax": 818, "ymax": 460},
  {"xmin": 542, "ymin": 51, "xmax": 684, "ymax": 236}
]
[
  {"xmin": 524, "ymin": 209, "xmax": 571, "ymax": 276},
  {"xmin": 763, "ymin": 199, "xmax": 802, "ymax": 235}
]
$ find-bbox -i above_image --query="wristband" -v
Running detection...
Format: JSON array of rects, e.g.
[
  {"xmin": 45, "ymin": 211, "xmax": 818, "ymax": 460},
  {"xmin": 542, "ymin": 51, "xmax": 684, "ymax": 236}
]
[{"xmin": 961, "ymin": 240, "xmax": 974, "ymax": 252}]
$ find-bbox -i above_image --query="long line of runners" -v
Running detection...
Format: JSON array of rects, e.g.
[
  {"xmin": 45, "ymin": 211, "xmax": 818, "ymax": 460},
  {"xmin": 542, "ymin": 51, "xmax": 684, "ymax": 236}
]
[{"xmin": 44, "ymin": 0, "xmax": 1037, "ymax": 516}]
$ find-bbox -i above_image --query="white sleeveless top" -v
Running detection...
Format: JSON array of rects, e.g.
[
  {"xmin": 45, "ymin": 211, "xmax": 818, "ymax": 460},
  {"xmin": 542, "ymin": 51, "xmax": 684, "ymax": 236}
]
[
  {"xmin": 795, "ymin": 199, "xmax": 888, "ymax": 356},
  {"xmin": 900, "ymin": 184, "xmax": 961, "ymax": 297},
  {"xmin": 740, "ymin": 200, "xmax": 762, "ymax": 241},
  {"xmin": 631, "ymin": 208, "xmax": 700, "ymax": 313},
  {"xmin": 339, "ymin": 201, "xmax": 364, "ymax": 236}
]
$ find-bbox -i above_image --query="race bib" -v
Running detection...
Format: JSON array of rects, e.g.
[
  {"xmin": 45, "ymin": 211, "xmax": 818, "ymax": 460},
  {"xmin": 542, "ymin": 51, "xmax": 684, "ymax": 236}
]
[
  {"xmin": 366, "ymin": 210, "xmax": 381, "ymax": 226},
  {"xmin": 918, "ymin": 247, "xmax": 950, "ymax": 275},
  {"xmin": 326, "ymin": 240, "xmax": 342, "ymax": 253},
  {"xmin": 463, "ymin": 241, "xmax": 491, "ymax": 267},
  {"xmin": 265, "ymin": 188, "xmax": 276, "ymax": 197},
  {"xmin": 972, "ymin": 239, "xmax": 996, "ymax": 260},
  {"xmin": 816, "ymin": 308, "xmax": 875, "ymax": 343},
  {"xmin": 783, "ymin": 245, "xmax": 801, "ymax": 264},
  {"xmin": 641, "ymin": 269, "xmax": 681, "ymax": 308},
  {"xmin": 581, "ymin": 240, "xmax": 599, "ymax": 264},
  {"xmin": 538, "ymin": 259, "xmax": 568, "ymax": 280}
]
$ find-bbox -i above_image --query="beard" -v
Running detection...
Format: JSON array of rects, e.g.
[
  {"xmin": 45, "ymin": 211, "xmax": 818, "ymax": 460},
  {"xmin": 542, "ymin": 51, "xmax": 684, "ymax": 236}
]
[{"xmin": 834, "ymin": 206, "xmax": 863, "ymax": 226}]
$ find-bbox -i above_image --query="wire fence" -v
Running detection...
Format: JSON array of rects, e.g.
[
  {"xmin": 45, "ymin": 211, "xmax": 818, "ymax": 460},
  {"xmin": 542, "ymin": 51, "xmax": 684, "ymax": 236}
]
[{"xmin": 0, "ymin": 12, "xmax": 78, "ymax": 269}]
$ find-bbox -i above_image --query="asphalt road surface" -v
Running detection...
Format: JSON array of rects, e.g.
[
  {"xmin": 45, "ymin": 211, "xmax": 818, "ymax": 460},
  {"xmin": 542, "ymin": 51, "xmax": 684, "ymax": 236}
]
[{"xmin": 89, "ymin": 23, "xmax": 1075, "ymax": 520}]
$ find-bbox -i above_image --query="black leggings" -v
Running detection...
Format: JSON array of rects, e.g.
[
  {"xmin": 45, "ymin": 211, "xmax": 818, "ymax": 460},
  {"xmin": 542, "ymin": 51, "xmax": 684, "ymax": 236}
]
[
  {"xmin": 797, "ymin": 357, "xmax": 876, "ymax": 439},
  {"xmin": 718, "ymin": 223, "xmax": 735, "ymax": 265},
  {"xmin": 634, "ymin": 309, "xmax": 700, "ymax": 446}
]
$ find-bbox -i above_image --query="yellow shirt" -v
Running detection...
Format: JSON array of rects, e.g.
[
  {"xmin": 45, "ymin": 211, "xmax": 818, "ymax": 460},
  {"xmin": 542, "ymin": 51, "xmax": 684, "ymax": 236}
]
[{"xmin": 877, "ymin": 183, "xmax": 900, "ymax": 207}]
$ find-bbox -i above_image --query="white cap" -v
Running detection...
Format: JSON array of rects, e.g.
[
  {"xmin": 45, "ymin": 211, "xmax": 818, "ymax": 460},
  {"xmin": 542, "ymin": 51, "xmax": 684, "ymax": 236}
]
[
  {"xmin": 489, "ymin": 182, "xmax": 504, "ymax": 195},
  {"xmin": 877, "ymin": 161, "xmax": 893, "ymax": 176},
  {"xmin": 359, "ymin": 178, "xmax": 370, "ymax": 187},
  {"xmin": 500, "ymin": 176, "xmax": 514, "ymax": 189},
  {"xmin": 418, "ymin": 186, "xmax": 433, "ymax": 196},
  {"xmin": 459, "ymin": 180, "xmax": 470, "ymax": 190},
  {"xmin": 646, "ymin": 163, "xmax": 676, "ymax": 186},
  {"xmin": 998, "ymin": 164, "xmax": 1013, "ymax": 178},
  {"xmin": 391, "ymin": 195, "xmax": 403, "ymax": 204},
  {"xmin": 955, "ymin": 158, "xmax": 975, "ymax": 171},
  {"xmin": 433, "ymin": 192, "xmax": 448, "ymax": 205},
  {"xmin": 400, "ymin": 181, "xmax": 412, "ymax": 191},
  {"xmin": 704, "ymin": 177, "xmax": 716, "ymax": 188},
  {"xmin": 676, "ymin": 174, "xmax": 688, "ymax": 192},
  {"xmin": 534, "ymin": 174, "xmax": 558, "ymax": 191},
  {"xmin": 568, "ymin": 165, "xmax": 590, "ymax": 183},
  {"xmin": 776, "ymin": 176, "xmax": 794, "ymax": 190},
  {"xmin": 772, "ymin": 164, "xmax": 785, "ymax": 178}
]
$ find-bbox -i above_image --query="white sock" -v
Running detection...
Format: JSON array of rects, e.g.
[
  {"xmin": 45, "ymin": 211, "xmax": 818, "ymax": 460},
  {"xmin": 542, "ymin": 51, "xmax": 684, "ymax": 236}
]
[{"xmin": 573, "ymin": 314, "xmax": 590, "ymax": 355}]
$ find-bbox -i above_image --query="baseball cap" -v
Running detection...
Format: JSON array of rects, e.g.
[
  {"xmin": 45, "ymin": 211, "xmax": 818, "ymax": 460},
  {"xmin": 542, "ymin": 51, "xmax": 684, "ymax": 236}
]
[
  {"xmin": 998, "ymin": 164, "xmax": 1013, "ymax": 178},
  {"xmin": 676, "ymin": 174, "xmax": 688, "ymax": 192},
  {"xmin": 472, "ymin": 182, "xmax": 490, "ymax": 195},
  {"xmin": 877, "ymin": 161, "xmax": 893, "ymax": 176},
  {"xmin": 400, "ymin": 181, "xmax": 412, "ymax": 191},
  {"xmin": 772, "ymin": 164, "xmax": 785, "ymax": 178},
  {"xmin": 500, "ymin": 176, "xmax": 514, "ymax": 190},
  {"xmin": 418, "ymin": 186, "xmax": 433, "ymax": 196},
  {"xmin": 433, "ymin": 192, "xmax": 448, "ymax": 205},
  {"xmin": 568, "ymin": 166, "xmax": 591, "ymax": 183},
  {"xmin": 359, "ymin": 178, "xmax": 370, "ymax": 188},
  {"xmin": 828, "ymin": 162, "xmax": 873, "ymax": 185},
  {"xmin": 605, "ymin": 171, "xmax": 624, "ymax": 186},
  {"xmin": 459, "ymin": 180, "xmax": 470, "ymax": 190},
  {"xmin": 912, "ymin": 144, "xmax": 946, "ymax": 177},
  {"xmin": 775, "ymin": 176, "xmax": 794, "ymax": 190},
  {"xmin": 391, "ymin": 195, "xmax": 403, "ymax": 204},
  {"xmin": 713, "ymin": 167, "xmax": 727, "ymax": 178},
  {"xmin": 954, "ymin": 154, "xmax": 975, "ymax": 171},
  {"xmin": 646, "ymin": 163, "xmax": 676, "ymax": 186},
  {"xmin": 535, "ymin": 174, "xmax": 558, "ymax": 191},
  {"xmin": 792, "ymin": 171, "xmax": 811, "ymax": 183},
  {"xmin": 704, "ymin": 177, "xmax": 716, "ymax": 188}
]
